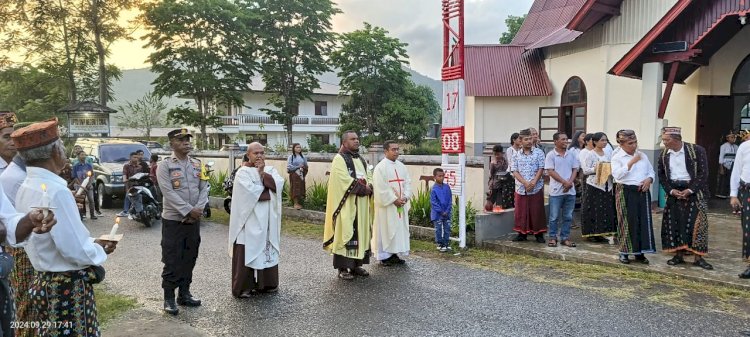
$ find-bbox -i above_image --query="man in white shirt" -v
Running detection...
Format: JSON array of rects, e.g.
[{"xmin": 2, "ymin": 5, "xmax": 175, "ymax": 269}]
[
  {"xmin": 544, "ymin": 132, "xmax": 579, "ymax": 248},
  {"xmin": 13, "ymin": 118, "xmax": 115, "ymax": 336},
  {"xmin": 611, "ymin": 129, "xmax": 656, "ymax": 265},
  {"xmin": 657, "ymin": 127, "xmax": 712, "ymax": 270},
  {"xmin": 729, "ymin": 134, "xmax": 750, "ymax": 279}
]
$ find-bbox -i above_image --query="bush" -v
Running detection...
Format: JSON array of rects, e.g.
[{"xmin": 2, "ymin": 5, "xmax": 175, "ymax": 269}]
[
  {"xmin": 451, "ymin": 198, "xmax": 477, "ymax": 235},
  {"xmin": 208, "ymin": 171, "xmax": 228, "ymax": 197},
  {"xmin": 321, "ymin": 144, "xmax": 338, "ymax": 153},
  {"xmin": 308, "ymin": 136, "xmax": 338, "ymax": 153},
  {"xmin": 305, "ymin": 179, "xmax": 328, "ymax": 211},
  {"xmin": 406, "ymin": 139, "xmax": 441, "ymax": 155},
  {"xmin": 408, "ymin": 188, "xmax": 432, "ymax": 227}
]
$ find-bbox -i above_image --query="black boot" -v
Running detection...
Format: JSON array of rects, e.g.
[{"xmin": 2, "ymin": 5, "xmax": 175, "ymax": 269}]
[
  {"xmin": 177, "ymin": 287, "xmax": 202, "ymax": 307},
  {"xmin": 163, "ymin": 289, "xmax": 179, "ymax": 315}
]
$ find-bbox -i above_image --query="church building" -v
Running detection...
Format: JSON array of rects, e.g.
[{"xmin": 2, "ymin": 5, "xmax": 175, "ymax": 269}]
[{"xmin": 464, "ymin": 0, "xmax": 750, "ymax": 194}]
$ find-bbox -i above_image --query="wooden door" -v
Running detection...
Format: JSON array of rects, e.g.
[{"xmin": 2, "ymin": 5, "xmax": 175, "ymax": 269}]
[{"xmin": 696, "ymin": 95, "xmax": 734, "ymax": 196}]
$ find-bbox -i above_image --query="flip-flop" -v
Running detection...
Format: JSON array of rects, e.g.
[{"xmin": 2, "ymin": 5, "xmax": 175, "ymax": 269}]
[
  {"xmin": 547, "ymin": 239, "xmax": 557, "ymax": 247},
  {"xmin": 561, "ymin": 240, "xmax": 577, "ymax": 247}
]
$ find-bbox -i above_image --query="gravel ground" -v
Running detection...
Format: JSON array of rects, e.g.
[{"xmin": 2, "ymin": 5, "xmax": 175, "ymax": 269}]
[{"xmin": 90, "ymin": 210, "xmax": 750, "ymax": 337}]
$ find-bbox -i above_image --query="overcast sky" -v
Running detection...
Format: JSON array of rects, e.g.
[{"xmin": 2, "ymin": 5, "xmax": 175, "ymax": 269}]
[{"xmin": 110, "ymin": 0, "xmax": 534, "ymax": 79}]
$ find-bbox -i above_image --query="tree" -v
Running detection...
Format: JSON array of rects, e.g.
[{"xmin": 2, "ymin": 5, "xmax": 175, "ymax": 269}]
[
  {"xmin": 331, "ymin": 23, "xmax": 410, "ymax": 144},
  {"xmin": 0, "ymin": 0, "xmax": 97, "ymax": 103},
  {"xmin": 499, "ymin": 14, "xmax": 526, "ymax": 44},
  {"xmin": 251, "ymin": 0, "xmax": 341, "ymax": 148},
  {"xmin": 116, "ymin": 91, "xmax": 168, "ymax": 140},
  {"xmin": 0, "ymin": 65, "xmax": 69, "ymax": 122},
  {"xmin": 0, "ymin": 0, "xmax": 132, "ymax": 105},
  {"xmin": 379, "ymin": 82, "xmax": 439, "ymax": 146},
  {"xmin": 85, "ymin": 0, "xmax": 142, "ymax": 106},
  {"xmin": 141, "ymin": 0, "xmax": 260, "ymax": 149}
]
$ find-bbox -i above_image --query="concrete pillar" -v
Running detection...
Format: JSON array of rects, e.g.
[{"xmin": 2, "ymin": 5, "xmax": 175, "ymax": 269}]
[
  {"xmin": 368, "ymin": 144, "xmax": 384, "ymax": 166},
  {"xmin": 640, "ymin": 62, "xmax": 667, "ymax": 200}
]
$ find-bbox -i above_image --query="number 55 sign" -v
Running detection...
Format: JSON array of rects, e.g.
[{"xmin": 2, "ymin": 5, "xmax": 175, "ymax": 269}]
[
  {"xmin": 441, "ymin": 127, "xmax": 465, "ymax": 153},
  {"xmin": 442, "ymin": 164, "xmax": 462, "ymax": 195}
]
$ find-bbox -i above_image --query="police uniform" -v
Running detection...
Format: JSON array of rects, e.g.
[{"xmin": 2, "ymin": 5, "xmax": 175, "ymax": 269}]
[{"xmin": 157, "ymin": 128, "xmax": 209, "ymax": 314}]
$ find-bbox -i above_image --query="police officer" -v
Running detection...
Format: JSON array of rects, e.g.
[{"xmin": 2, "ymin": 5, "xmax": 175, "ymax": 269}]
[{"xmin": 157, "ymin": 128, "xmax": 209, "ymax": 315}]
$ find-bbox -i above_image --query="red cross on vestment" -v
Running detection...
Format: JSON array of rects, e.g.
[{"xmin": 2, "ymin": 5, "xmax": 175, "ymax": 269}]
[{"xmin": 388, "ymin": 168, "xmax": 406, "ymax": 218}]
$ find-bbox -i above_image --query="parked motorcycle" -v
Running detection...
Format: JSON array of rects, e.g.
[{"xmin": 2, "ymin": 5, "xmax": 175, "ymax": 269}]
[
  {"xmin": 202, "ymin": 161, "xmax": 215, "ymax": 218},
  {"xmin": 126, "ymin": 172, "xmax": 161, "ymax": 227}
]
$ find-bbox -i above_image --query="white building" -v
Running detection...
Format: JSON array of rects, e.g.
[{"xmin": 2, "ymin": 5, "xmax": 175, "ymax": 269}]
[
  {"xmin": 217, "ymin": 72, "xmax": 346, "ymax": 149},
  {"xmin": 464, "ymin": 0, "xmax": 750, "ymax": 195}
]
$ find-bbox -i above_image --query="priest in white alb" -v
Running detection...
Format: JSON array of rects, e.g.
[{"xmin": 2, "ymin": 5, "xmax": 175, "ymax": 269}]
[
  {"xmin": 228, "ymin": 142, "xmax": 285, "ymax": 297},
  {"xmin": 372, "ymin": 140, "xmax": 412, "ymax": 266}
]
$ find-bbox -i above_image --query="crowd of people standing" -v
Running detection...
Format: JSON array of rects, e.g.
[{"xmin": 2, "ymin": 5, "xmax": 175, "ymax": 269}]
[{"xmin": 485, "ymin": 126, "xmax": 749, "ymax": 278}]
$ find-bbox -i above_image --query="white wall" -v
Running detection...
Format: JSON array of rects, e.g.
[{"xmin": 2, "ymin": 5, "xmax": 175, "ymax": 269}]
[
  {"xmin": 698, "ymin": 25, "xmax": 750, "ymax": 96},
  {"xmin": 465, "ymin": 96, "xmax": 547, "ymax": 153},
  {"xmin": 240, "ymin": 92, "xmax": 346, "ymax": 117}
]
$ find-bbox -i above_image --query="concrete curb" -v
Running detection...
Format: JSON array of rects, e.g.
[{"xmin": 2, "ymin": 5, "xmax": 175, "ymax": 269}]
[
  {"xmin": 481, "ymin": 240, "xmax": 750, "ymax": 291},
  {"xmin": 281, "ymin": 207, "xmax": 475, "ymax": 245}
]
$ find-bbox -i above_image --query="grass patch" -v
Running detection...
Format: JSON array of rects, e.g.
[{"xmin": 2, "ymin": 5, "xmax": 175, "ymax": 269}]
[
  {"xmin": 95, "ymin": 285, "xmax": 138, "ymax": 325},
  {"xmin": 281, "ymin": 219, "xmax": 324, "ymax": 240},
  {"xmin": 208, "ymin": 208, "xmax": 230, "ymax": 226}
]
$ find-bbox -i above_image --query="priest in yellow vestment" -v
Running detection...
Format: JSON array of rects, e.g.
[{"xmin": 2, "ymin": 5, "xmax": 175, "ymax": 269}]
[
  {"xmin": 372, "ymin": 140, "xmax": 411, "ymax": 266},
  {"xmin": 323, "ymin": 131, "xmax": 374, "ymax": 281}
]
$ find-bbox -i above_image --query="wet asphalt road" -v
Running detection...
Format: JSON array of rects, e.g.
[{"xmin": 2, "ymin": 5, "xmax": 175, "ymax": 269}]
[{"xmin": 89, "ymin": 209, "xmax": 750, "ymax": 337}]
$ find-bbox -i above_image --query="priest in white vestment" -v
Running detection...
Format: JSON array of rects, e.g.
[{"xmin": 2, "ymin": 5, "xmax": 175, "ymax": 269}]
[
  {"xmin": 228, "ymin": 142, "xmax": 284, "ymax": 297},
  {"xmin": 372, "ymin": 141, "xmax": 412, "ymax": 266}
]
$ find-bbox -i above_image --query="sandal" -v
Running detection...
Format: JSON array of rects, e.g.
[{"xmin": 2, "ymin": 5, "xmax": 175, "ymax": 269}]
[
  {"xmin": 547, "ymin": 239, "xmax": 557, "ymax": 247},
  {"xmin": 561, "ymin": 240, "xmax": 577, "ymax": 247}
]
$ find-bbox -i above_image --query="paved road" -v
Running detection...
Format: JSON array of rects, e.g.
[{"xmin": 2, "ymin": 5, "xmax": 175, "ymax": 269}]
[{"xmin": 89, "ymin": 210, "xmax": 750, "ymax": 337}]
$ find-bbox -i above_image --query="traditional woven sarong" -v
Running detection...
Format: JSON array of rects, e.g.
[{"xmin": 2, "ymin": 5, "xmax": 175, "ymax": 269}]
[
  {"xmin": 661, "ymin": 181, "xmax": 709, "ymax": 255},
  {"xmin": 30, "ymin": 269, "xmax": 100, "ymax": 337},
  {"xmin": 289, "ymin": 169, "xmax": 306, "ymax": 200},
  {"xmin": 489, "ymin": 177, "xmax": 515, "ymax": 209},
  {"xmin": 6, "ymin": 246, "xmax": 35, "ymax": 337},
  {"xmin": 0, "ymin": 252, "xmax": 14, "ymax": 337},
  {"xmin": 582, "ymin": 186, "xmax": 617, "ymax": 238},
  {"xmin": 614, "ymin": 184, "xmax": 656, "ymax": 254},
  {"xmin": 740, "ymin": 181, "xmax": 750, "ymax": 262},
  {"xmin": 513, "ymin": 190, "xmax": 547, "ymax": 234}
]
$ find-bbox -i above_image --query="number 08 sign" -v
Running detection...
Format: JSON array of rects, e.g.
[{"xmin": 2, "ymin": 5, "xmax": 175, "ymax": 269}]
[{"xmin": 441, "ymin": 126, "xmax": 465, "ymax": 153}]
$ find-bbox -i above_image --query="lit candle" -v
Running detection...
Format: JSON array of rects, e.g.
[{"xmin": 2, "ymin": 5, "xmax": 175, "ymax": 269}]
[
  {"xmin": 109, "ymin": 217, "xmax": 120, "ymax": 240},
  {"xmin": 40, "ymin": 183, "xmax": 49, "ymax": 218},
  {"xmin": 76, "ymin": 171, "xmax": 92, "ymax": 196}
]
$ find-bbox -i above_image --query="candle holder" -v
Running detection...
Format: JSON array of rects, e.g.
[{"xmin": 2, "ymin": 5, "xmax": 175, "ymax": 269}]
[{"xmin": 98, "ymin": 217, "xmax": 123, "ymax": 242}]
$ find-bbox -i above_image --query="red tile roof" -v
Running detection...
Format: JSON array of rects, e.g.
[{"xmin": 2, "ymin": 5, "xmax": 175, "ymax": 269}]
[
  {"xmin": 464, "ymin": 45, "xmax": 552, "ymax": 97},
  {"xmin": 467, "ymin": 0, "xmax": 625, "ymax": 97},
  {"xmin": 511, "ymin": 0, "xmax": 588, "ymax": 46},
  {"xmin": 567, "ymin": 0, "xmax": 624, "ymax": 32},
  {"xmin": 525, "ymin": 28, "xmax": 582, "ymax": 50}
]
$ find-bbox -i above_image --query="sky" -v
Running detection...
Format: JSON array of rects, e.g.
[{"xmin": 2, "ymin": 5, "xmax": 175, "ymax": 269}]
[{"xmin": 110, "ymin": 0, "xmax": 533, "ymax": 79}]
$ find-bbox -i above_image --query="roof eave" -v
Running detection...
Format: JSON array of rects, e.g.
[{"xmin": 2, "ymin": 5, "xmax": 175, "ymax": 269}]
[{"xmin": 609, "ymin": 0, "xmax": 693, "ymax": 77}]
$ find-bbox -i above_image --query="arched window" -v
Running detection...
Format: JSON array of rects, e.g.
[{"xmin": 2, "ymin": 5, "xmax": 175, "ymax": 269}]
[
  {"xmin": 734, "ymin": 55, "xmax": 750, "ymax": 130},
  {"xmin": 561, "ymin": 77, "xmax": 587, "ymax": 138},
  {"xmin": 539, "ymin": 77, "xmax": 588, "ymax": 142}
]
